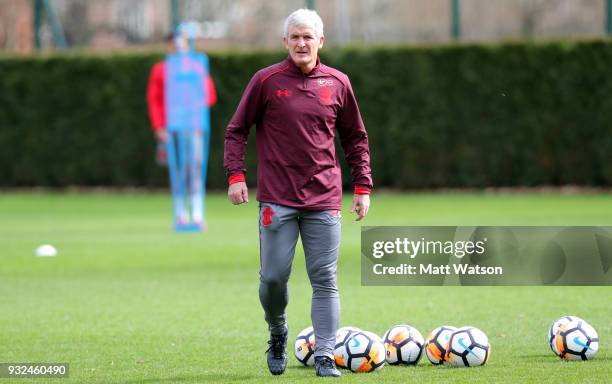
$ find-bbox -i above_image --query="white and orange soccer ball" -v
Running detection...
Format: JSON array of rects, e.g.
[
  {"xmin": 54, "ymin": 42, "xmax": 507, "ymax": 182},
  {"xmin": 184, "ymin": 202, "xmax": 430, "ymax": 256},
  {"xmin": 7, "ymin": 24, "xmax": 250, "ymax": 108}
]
[
  {"xmin": 334, "ymin": 326, "xmax": 361, "ymax": 369},
  {"xmin": 548, "ymin": 315, "xmax": 584, "ymax": 356},
  {"xmin": 425, "ymin": 326, "xmax": 457, "ymax": 365},
  {"xmin": 294, "ymin": 326, "xmax": 316, "ymax": 366},
  {"xmin": 445, "ymin": 326, "xmax": 490, "ymax": 367},
  {"xmin": 382, "ymin": 325, "xmax": 424, "ymax": 365},
  {"xmin": 343, "ymin": 331, "xmax": 386, "ymax": 373},
  {"xmin": 554, "ymin": 319, "xmax": 599, "ymax": 361}
]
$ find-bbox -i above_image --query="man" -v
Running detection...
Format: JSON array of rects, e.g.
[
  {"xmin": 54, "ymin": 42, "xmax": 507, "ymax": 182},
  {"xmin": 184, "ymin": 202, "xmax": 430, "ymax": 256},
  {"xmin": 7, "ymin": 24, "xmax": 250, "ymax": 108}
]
[
  {"xmin": 224, "ymin": 9, "xmax": 372, "ymax": 377},
  {"xmin": 147, "ymin": 33, "xmax": 217, "ymax": 165},
  {"xmin": 147, "ymin": 29, "xmax": 217, "ymax": 228}
]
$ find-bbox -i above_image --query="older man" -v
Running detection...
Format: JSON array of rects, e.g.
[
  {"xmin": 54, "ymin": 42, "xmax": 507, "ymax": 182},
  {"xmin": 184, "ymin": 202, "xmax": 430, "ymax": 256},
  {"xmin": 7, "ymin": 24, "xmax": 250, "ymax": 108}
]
[{"xmin": 224, "ymin": 8, "xmax": 372, "ymax": 377}]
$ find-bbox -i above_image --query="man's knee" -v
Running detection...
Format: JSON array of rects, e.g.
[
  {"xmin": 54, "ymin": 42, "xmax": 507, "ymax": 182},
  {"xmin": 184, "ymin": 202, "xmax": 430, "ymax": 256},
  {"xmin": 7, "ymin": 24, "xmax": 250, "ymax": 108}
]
[
  {"xmin": 260, "ymin": 274, "xmax": 289, "ymax": 289},
  {"xmin": 259, "ymin": 259, "xmax": 292, "ymax": 288},
  {"xmin": 309, "ymin": 272, "xmax": 338, "ymax": 296}
]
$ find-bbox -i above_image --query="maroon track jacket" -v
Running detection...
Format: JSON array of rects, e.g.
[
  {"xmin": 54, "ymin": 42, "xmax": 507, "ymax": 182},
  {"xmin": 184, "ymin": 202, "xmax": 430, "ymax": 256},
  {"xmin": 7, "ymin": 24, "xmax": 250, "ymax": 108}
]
[{"xmin": 224, "ymin": 57, "xmax": 372, "ymax": 210}]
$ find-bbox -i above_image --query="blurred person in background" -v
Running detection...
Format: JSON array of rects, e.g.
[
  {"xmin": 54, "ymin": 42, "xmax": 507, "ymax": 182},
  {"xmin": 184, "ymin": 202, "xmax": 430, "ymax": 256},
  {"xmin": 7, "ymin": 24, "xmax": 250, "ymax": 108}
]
[
  {"xmin": 224, "ymin": 8, "xmax": 372, "ymax": 378},
  {"xmin": 147, "ymin": 28, "xmax": 217, "ymax": 228},
  {"xmin": 147, "ymin": 32, "xmax": 217, "ymax": 165}
]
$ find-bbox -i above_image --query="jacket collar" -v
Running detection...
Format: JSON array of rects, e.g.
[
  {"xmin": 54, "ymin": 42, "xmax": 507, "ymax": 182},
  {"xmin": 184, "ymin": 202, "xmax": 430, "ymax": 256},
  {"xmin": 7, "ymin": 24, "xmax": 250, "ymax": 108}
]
[{"xmin": 285, "ymin": 56, "xmax": 321, "ymax": 76}]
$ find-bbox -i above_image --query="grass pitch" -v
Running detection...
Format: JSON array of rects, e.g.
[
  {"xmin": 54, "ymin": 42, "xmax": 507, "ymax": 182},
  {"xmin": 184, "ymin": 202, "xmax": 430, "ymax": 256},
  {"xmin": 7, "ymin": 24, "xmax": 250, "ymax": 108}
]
[{"xmin": 0, "ymin": 192, "xmax": 610, "ymax": 383}]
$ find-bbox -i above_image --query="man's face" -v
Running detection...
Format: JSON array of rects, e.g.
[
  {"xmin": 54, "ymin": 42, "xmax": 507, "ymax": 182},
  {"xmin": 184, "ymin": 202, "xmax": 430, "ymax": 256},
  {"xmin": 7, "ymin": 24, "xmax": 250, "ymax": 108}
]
[
  {"xmin": 283, "ymin": 24, "xmax": 324, "ymax": 72},
  {"xmin": 174, "ymin": 35, "xmax": 189, "ymax": 53}
]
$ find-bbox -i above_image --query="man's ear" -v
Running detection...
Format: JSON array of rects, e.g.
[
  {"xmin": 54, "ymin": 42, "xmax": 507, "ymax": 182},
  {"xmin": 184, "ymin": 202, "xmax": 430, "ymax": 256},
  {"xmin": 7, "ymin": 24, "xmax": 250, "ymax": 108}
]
[
  {"xmin": 319, "ymin": 35, "xmax": 325, "ymax": 49},
  {"xmin": 283, "ymin": 36, "xmax": 289, "ymax": 50}
]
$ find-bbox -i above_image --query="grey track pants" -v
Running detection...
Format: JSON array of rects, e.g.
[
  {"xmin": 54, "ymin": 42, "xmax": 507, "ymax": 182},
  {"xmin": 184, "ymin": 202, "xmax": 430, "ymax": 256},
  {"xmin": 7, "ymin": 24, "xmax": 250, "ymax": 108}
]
[{"xmin": 258, "ymin": 202, "xmax": 341, "ymax": 359}]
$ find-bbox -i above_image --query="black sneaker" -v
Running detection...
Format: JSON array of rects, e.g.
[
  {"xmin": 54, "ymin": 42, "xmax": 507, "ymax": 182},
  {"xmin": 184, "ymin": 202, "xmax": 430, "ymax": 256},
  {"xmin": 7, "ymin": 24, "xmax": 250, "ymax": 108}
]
[
  {"xmin": 266, "ymin": 332, "xmax": 288, "ymax": 375},
  {"xmin": 315, "ymin": 356, "xmax": 341, "ymax": 377}
]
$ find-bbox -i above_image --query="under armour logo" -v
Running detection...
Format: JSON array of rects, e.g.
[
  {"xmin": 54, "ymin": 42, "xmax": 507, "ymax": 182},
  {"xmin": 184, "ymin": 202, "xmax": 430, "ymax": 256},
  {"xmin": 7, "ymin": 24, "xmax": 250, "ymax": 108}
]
[{"xmin": 276, "ymin": 89, "xmax": 290, "ymax": 97}]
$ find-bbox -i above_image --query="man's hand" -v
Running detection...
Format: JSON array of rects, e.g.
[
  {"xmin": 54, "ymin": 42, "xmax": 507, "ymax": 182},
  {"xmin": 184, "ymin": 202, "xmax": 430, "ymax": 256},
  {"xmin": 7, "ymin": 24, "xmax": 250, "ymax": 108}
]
[
  {"xmin": 155, "ymin": 129, "xmax": 168, "ymax": 143},
  {"xmin": 228, "ymin": 181, "xmax": 249, "ymax": 205},
  {"xmin": 350, "ymin": 194, "xmax": 370, "ymax": 221}
]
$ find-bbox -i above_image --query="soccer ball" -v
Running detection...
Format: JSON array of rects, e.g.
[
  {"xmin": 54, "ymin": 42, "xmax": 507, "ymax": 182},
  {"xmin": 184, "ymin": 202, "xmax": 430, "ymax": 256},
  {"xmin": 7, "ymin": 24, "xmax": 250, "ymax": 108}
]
[
  {"xmin": 425, "ymin": 326, "xmax": 457, "ymax": 365},
  {"xmin": 334, "ymin": 326, "xmax": 361, "ymax": 369},
  {"xmin": 294, "ymin": 326, "xmax": 316, "ymax": 366},
  {"xmin": 548, "ymin": 315, "xmax": 583, "ymax": 355},
  {"xmin": 344, "ymin": 331, "xmax": 386, "ymax": 373},
  {"xmin": 445, "ymin": 326, "xmax": 490, "ymax": 367},
  {"xmin": 554, "ymin": 319, "xmax": 599, "ymax": 361},
  {"xmin": 382, "ymin": 325, "xmax": 424, "ymax": 365}
]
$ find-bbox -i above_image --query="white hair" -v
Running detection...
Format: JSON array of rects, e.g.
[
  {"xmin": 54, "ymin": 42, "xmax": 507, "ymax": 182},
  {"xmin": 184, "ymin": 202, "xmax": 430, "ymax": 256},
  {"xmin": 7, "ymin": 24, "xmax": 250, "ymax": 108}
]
[{"xmin": 283, "ymin": 8, "xmax": 324, "ymax": 37}]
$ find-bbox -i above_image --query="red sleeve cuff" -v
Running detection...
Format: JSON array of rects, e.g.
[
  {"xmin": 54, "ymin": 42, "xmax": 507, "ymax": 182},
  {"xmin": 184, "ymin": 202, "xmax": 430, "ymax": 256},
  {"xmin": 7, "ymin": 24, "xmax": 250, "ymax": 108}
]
[
  {"xmin": 228, "ymin": 173, "xmax": 245, "ymax": 185},
  {"xmin": 354, "ymin": 185, "xmax": 371, "ymax": 195}
]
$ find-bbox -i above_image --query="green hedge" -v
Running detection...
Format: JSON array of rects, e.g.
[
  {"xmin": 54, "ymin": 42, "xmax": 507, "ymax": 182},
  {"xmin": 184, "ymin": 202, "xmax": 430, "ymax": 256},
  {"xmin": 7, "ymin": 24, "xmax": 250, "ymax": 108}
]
[{"xmin": 1, "ymin": 40, "xmax": 611, "ymax": 189}]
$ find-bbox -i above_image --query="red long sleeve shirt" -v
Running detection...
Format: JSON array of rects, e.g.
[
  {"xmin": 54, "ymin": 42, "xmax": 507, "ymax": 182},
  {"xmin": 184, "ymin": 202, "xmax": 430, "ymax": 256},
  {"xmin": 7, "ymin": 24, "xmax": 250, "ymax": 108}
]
[
  {"xmin": 224, "ymin": 57, "xmax": 372, "ymax": 210},
  {"xmin": 146, "ymin": 60, "xmax": 218, "ymax": 131}
]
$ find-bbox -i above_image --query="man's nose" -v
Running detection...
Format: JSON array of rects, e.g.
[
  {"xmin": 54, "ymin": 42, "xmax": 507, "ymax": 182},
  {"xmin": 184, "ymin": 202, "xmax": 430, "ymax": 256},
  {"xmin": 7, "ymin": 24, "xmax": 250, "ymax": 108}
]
[{"xmin": 297, "ymin": 38, "xmax": 306, "ymax": 46}]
